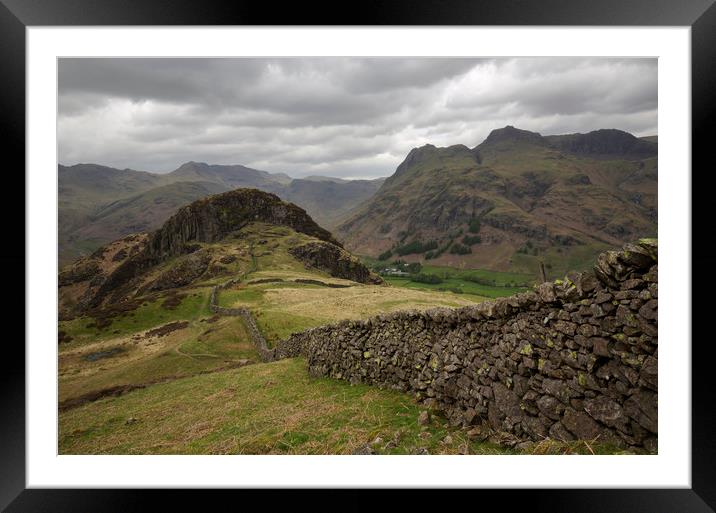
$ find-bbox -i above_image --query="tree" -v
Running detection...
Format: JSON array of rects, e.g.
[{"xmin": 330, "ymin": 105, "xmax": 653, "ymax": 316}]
[
  {"xmin": 462, "ymin": 234, "xmax": 481, "ymax": 246},
  {"xmin": 406, "ymin": 262, "xmax": 422, "ymax": 274},
  {"xmin": 468, "ymin": 218, "xmax": 481, "ymax": 233},
  {"xmin": 378, "ymin": 250, "xmax": 393, "ymax": 261},
  {"xmin": 449, "ymin": 243, "xmax": 472, "ymax": 255},
  {"xmin": 411, "ymin": 273, "xmax": 443, "ymax": 284}
]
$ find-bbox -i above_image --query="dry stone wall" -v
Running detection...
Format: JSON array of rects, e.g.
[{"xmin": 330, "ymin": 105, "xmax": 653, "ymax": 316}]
[
  {"xmin": 210, "ymin": 280, "xmax": 275, "ymax": 362},
  {"xmin": 275, "ymin": 240, "xmax": 658, "ymax": 451}
]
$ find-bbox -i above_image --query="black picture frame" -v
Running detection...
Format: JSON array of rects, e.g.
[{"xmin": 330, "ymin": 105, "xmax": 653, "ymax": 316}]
[{"xmin": 2, "ymin": 0, "xmax": 714, "ymax": 510}]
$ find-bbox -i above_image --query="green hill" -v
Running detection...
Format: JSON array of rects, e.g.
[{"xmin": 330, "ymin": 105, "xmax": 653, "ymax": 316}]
[{"xmin": 57, "ymin": 190, "xmax": 498, "ymax": 454}]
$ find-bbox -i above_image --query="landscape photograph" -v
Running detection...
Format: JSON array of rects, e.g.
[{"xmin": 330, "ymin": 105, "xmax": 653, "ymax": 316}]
[{"xmin": 57, "ymin": 57, "xmax": 658, "ymax": 455}]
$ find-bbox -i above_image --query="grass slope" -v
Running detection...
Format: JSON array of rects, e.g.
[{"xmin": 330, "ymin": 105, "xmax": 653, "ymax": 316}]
[
  {"xmin": 60, "ymin": 358, "xmax": 630, "ymax": 455},
  {"xmin": 58, "ymin": 221, "xmax": 635, "ymax": 455},
  {"xmin": 59, "ymin": 357, "xmax": 513, "ymax": 455},
  {"xmin": 58, "ymin": 223, "xmax": 482, "ymax": 404}
]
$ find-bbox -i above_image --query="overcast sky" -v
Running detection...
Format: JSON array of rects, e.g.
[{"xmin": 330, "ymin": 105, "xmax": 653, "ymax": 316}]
[{"xmin": 58, "ymin": 57, "xmax": 657, "ymax": 179}]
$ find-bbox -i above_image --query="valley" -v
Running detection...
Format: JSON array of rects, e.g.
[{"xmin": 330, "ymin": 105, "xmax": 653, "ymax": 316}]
[
  {"xmin": 57, "ymin": 128, "xmax": 658, "ymax": 456},
  {"xmin": 59, "ymin": 161, "xmax": 383, "ymax": 266}
]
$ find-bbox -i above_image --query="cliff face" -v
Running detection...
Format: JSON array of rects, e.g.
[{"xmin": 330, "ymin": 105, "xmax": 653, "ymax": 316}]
[
  {"xmin": 146, "ymin": 188, "xmax": 341, "ymax": 259},
  {"xmin": 288, "ymin": 241, "xmax": 384, "ymax": 285},
  {"xmin": 545, "ymin": 129, "xmax": 657, "ymax": 159}
]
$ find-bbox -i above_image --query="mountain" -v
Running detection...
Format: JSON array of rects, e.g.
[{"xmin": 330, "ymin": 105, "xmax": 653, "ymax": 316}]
[
  {"xmin": 63, "ymin": 181, "xmax": 229, "ymax": 253},
  {"xmin": 166, "ymin": 161, "xmax": 292, "ymax": 188},
  {"xmin": 58, "ymin": 162, "xmax": 383, "ymax": 267},
  {"xmin": 59, "ymin": 188, "xmax": 381, "ymax": 317},
  {"xmin": 59, "ymin": 164, "xmax": 166, "ymax": 264},
  {"xmin": 279, "ymin": 177, "xmax": 385, "ymax": 228},
  {"xmin": 336, "ymin": 126, "xmax": 657, "ymax": 277}
]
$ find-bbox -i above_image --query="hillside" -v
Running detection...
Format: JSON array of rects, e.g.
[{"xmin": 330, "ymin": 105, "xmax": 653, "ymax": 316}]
[
  {"xmin": 58, "ymin": 162, "xmax": 383, "ymax": 266},
  {"xmin": 57, "ymin": 184, "xmax": 651, "ymax": 456},
  {"xmin": 62, "ymin": 181, "xmax": 229, "ymax": 252},
  {"xmin": 280, "ymin": 177, "xmax": 385, "ymax": 228},
  {"xmin": 57, "ymin": 190, "xmax": 498, "ymax": 454},
  {"xmin": 336, "ymin": 126, "xmax": 657, "ymax": 278},
  {"xmin": 58, "ymin": 188, "xmax": 379, "ymax": 316}
]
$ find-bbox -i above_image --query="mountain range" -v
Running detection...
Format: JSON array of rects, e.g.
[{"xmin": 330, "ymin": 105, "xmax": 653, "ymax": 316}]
[
  {"xmin": 58, "ymin": 161, "xmax": 384, "ymax": 266},
  {"xmin": 336, "ymin": 127, "xmax": 657, "ymax": 277},
  {"xmin": 59, "ymin": 126, "xmax": 657, "ymax": 277}
]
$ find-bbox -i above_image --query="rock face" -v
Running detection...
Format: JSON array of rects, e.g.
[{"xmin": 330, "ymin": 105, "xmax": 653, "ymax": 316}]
[
  {"xmin": 288, "ymin": 241, "xmax": 383, "ymax": 285},
  {"xmin": 58, "ymin": 260, "xmax": 101, "ymax": 287},
  {"xmin": 145, "ymin": 250, "xmax": 212, "ymax": 291},
  {"xmin": 146, "ymin": 188, "xmax": 341, "ymax": 259},
  {"xmin": 545, "ymin": 129, "xmax": 657, "ymax": 159},
  {"xmin": 274, "ymin": 239, "xmax": 659, "ymax": 451}
]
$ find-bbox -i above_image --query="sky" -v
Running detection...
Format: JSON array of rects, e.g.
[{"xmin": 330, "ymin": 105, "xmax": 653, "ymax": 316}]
[{"xmin": 58, "ymin": 57, "xmax": 657, "ymax": 180}]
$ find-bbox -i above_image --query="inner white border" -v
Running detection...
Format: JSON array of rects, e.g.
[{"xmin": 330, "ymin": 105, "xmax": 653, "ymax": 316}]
[{"xmin": 27, "ymin": 27, "xmax": 691, "ymax": 488}]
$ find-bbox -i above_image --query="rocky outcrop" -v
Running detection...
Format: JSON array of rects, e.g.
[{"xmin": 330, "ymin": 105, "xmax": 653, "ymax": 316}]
[
  {"xmin": 545, "ymin": 129, "xmax": 657, "ymax": 159},
  {"xmin": 145, "ymin": 250, "xmax": 212, "ymax": 292},
  {"xmin": 145, "ymin": 188, "xmax": 341, "ymax": 260},
  {"xmin": 58, "ymin": 260, "xmax": 101, "ymax": 287},
  {"xmin": 482, "ymin": 125, "xmax": 546, "ymax": 147},
  {"xmin": 72, "ymin": 189, "xmax": 348, "ymax": 308},
  {"xmin": 288, "ymin": 241, "xmax": 383, "ymax": 285},
  {"xmin": 274, "ymin": 240, "xmax": 658, "ymax": 451}
]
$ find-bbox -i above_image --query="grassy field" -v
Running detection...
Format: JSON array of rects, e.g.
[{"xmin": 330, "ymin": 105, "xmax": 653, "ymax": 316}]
[
  {"xmin": 509, "ymin": 242, "xmax": 612, "ymax": 280},
  {"xmin": 383, "ymin": 276, "xmax": 526, "ymax": 298},
  {"xmin": 360, "ymin": 256, "xmax": 533, "ymax": 299},
  {"xmin": 59, "ymin": 357, "xmax": 513, "ymax": 455},
  {"xmin": 217, "ymin": 280, "xmax": 481, "ymax": 344}
]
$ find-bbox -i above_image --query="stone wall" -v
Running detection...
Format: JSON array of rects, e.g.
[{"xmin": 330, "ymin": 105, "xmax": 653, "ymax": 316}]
[
  {"xmin": 274, "ymin": 240, "xmax": 658, "ymax": 451},
  {"xmin": 210, "ymin": 280, "xmax": 275, "ymax": 362}
]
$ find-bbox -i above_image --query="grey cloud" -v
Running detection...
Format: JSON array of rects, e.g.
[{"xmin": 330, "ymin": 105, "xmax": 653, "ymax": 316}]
[{"xmin": 58, "ymin": 57, "xmax": 657, "ymax": 179}]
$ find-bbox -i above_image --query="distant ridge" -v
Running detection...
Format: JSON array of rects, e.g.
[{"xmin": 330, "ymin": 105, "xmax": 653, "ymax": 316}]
[{"xmin": 58, "ymin": 162, "xmax": 383, "ymax": 266}]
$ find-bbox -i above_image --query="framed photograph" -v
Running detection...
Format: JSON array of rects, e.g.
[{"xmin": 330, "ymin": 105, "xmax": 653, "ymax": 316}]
[{"xmin": 4, "ymin": 0, "xmax": 715, "ymax": 510}]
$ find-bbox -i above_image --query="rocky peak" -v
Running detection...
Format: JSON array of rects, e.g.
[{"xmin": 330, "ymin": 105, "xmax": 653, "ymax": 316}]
[
  {"xmin": 146, "ymin": 188, "xmax": 341, "ymax": 259},
  {"xmin": 481, "ymin": 126, "xmax": 545, "ymax": 146},
  {"xmin": 174, "ymin": 161, "xmax": 208, "ymax": 172},
  {"xmin": 390, "ymin": 143, "xmax": 478, "ymax": 182}
]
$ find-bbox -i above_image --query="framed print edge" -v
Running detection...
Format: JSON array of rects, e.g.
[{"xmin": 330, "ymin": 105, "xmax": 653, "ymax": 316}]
[
  {"xmin": 5, "ymin": 0, "xmax": 716, "ymax": 510},
  {"xmin": 691, "ymin": 0, "xmax": 716, "ymax": 510},
  {"xmin": 0, "ymin": 0, "xmax": 27, "ymax": 511}
]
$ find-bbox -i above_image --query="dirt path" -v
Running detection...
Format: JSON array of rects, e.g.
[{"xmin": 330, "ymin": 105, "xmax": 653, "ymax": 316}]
[{"xmin": 174, "ymin": 346, "xmax": 220, "ymax": 360}]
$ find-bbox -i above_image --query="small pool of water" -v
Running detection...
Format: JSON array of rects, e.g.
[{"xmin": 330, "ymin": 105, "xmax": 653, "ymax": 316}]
[{"xmin": 84, "ymin": 347, "xmax": 126, "ymax": 362}]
